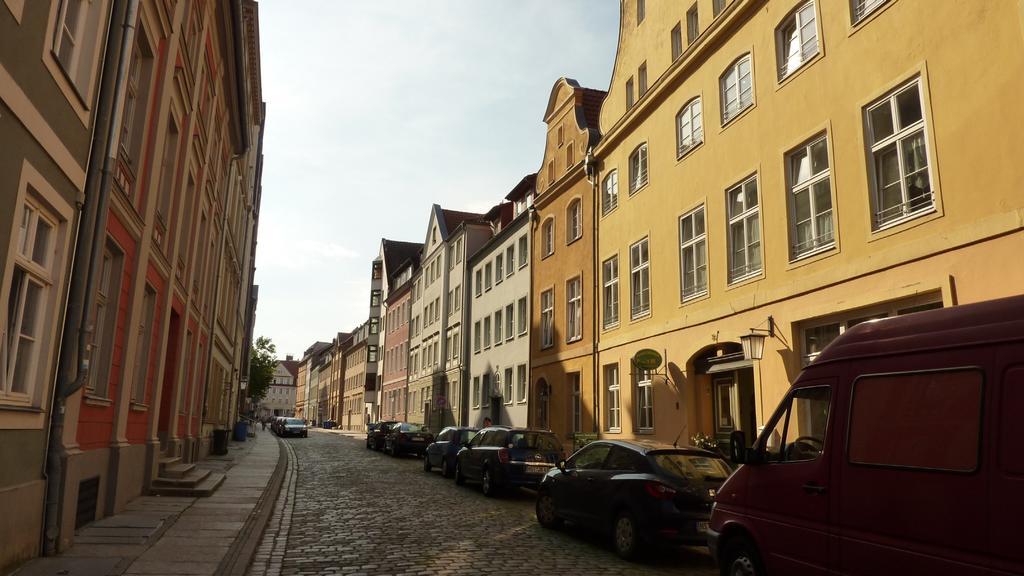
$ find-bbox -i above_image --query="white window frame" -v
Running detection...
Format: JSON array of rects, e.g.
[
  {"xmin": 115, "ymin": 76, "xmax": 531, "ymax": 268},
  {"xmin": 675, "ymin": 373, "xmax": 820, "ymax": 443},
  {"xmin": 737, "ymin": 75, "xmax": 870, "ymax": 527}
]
[
  {"xmin": 566, "ymin": 277, "xmax": 582, "ymax": 343},
  {"xmin": 505, "ymin": 303, "xmax": 514, "ymax": 342},
  {"xmin": 602, "ymin": 256, "xmax": 619, "ymax": 328},
  {"xmin": 629, "ymin": 238, "xmax": 651, "ymax": 319},
  {"xmin": 495, "ymin": 254, "xmax": 504, "ymax": 283},
  {"xmin": 865, "ymin": 79, "xmax": 934, "ymax": 230},
  {"xmin": 679, "ymin": 206, "xmax": 708, "ymax": 301},
  {"xmin": 517, "ymin": 296, "xmax": 528, "ymax": 336},
  {"xmin": 494, "ymin": 309, "xmax": 503, "ymax": 344},
  {"xmin": 473, "ymin": 376, "xmax": 481, "ymax": 408},
  {"xmin": 851, "ymin": 0, "xmax": 888, "ymax": 24},
  {"xmin": 602, "ymin": 170, "xmax": 618, "ymax": 215},
  {"xmin": 726, "ymin": 175, "xmax": 762, "ymax": 283},
  {"xmin": 671, "ymin": 22, "xmax": 683, "ymax": 61},
  {"xmin": 483, "ymin": 316, "xmax": 491, "ymax": 349},
  {"xmin": 542, "ymin": 219, "xmax": 555, "ymax": 257},
  {"xmin": 505, "ymin": 245, "xmax": 514, "ymax": 277},
  {"xmin": 570, "ymin": 372, "xmax": 582, "ymax": 433},
  {"xmin": 605, "ymin": 364, "xmax": 621, "ymax": 432},
  {"xmin": 540, "ymin": 289, "xmax": 554, "ymax": 349},
  {"xmin": 504, "ymin": 367, "xmax": 514, "ymax": 405},
  {"xmin": 628, "ymin": 143, "xmax": 649, "ymax": 194},
  {"xmin": 776, "ymin": 1, "xmax": 819, "ymax": 80},
  {"xmin": 517, "ymin": 364, "xmax": 528, "ymax": 404},
  {"xmin": 473, "ymin": 321, "xmax": 481, "ymax": 353},
  {"xmin": 687, "ymin": 4, "xmax": 700, "ymax": 44},
  {"xmin": 787, "ymin": 134, "xmax": 835, "ymax": 259},
  {"xmin": 676, "ymin": 97, "xmax": 704, "ymax": 157},
  {"xmin": 635, "ymin": 369, "xmax": 654, "ymax": 432},
  {"xmin": 518, "ymin": 235, "xmax": 528, "ymax": 268},
  {"xmin": 567, "ymin": 199, "xmax": 582, "ymax": 243},
  {"xmin": 720, "ymin": 54, "xmax": 753, "ymax": 124}
]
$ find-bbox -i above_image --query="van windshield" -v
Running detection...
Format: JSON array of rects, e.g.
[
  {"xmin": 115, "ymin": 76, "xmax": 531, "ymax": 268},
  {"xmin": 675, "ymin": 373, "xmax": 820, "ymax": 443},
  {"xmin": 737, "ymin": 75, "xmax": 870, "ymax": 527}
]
[{"xmin": 651, "ymin": 452, "xmax": 731, "ymax": 481}]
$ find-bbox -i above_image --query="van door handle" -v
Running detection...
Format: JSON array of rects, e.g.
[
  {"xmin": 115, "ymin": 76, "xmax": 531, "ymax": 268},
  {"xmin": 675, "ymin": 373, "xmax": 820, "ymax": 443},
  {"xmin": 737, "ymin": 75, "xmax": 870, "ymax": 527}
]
[{"xmin": 802, "ymin": 482, "xmax": 827, "ymax": 495}]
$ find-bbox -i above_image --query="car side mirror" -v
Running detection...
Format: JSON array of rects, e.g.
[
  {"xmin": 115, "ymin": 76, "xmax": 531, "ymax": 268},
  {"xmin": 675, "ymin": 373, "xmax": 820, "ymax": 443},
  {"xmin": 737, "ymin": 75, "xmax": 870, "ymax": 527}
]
[
  {"xmin": 556, "ymin": 460, "xmax": 566, "ymax": 473},
  {"xmin": 730, "ymin": 430, "xmax": 765, "ymax": 465}
]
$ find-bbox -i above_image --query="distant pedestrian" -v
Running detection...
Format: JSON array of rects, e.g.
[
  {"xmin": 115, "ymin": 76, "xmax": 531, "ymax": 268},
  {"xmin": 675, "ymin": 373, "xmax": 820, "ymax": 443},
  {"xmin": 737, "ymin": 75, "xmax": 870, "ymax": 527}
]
[
  {"xmin": 261, "ymin": 418, "xmax": 266, "ymax": 431},
  {"xmin": 483, "ymin": 417, "xmax": 492, "ymax": 428}
]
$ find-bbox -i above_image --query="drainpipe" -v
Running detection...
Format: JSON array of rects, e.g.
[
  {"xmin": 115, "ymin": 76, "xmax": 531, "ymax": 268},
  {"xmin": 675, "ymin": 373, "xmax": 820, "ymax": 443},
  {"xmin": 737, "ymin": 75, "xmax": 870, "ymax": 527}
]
[
  {"xmin": 586, "ymin": 147, "xmax": 601, "ymax": 435},
  {"xmin": 44, "ymin": 0, "xmax": 140, "ymax": 555}
]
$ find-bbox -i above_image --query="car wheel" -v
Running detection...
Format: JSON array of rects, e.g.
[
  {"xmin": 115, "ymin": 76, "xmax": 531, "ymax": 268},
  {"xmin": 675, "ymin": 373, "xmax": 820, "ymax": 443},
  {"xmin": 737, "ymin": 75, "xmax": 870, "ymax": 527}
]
[
  {"xmin": 441, "ymin": 457, "xmax": 453, "ymax": 478},
  {"xmin": 454, "ymin": 461, "xmax": 466, "ymax": 485},
  {"xmin": 720, "ymin": 535, "xmax": 763, "ymax": 576},
  {"xmin": 481, "ymin": 467, "xmax": 499, "ymax": 497},
  {"xmin": 366, "ymin": 440, "xmax": 372, "ymax": 449},
  {"xmin": 302, "ymin": 432, "xmax": 307, "ymax": 438},
  {"xmin": 423, "ymin": 454, "xmax": 432, "ymax": 472},
  {"xmin": 536, "ymin": 492, "xmax": 563, "ymax": 529},
  {"xmin": 613, "ymin": 509, "xmax": 642, "ymax": 561}
]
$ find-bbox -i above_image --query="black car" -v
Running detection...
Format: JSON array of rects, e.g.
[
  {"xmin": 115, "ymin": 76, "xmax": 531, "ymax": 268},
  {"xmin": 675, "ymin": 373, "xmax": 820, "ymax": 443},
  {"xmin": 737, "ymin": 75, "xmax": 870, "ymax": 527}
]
[
  {"xmin": 366, "ymin": 421, "xmax": 399, "ymax": 450},
  {"xmin": 454, "ymin": 427, "xmax": 563, "ymax": 497},
  {"xmin": 383, "ymin": 422, "xmax": 434, "ymax": 457},
  {"xmin": 277, "ymin": 418, "xmax": 308, "ymax": 438},
  {"xmin": 535, "ymin": 440, "xmax": 732, "ymax": 560},
  {"xmin": 423, "ymin": 426, "xmax": 479, "ymax": 477}
]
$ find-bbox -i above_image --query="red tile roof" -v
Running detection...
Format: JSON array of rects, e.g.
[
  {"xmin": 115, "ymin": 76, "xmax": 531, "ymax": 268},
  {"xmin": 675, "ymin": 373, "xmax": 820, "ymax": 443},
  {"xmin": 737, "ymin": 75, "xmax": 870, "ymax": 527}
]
[
  {"xmin": 442, "ymin": 209, "xmax": 487, "ymax": 233},
  {"xmin": 580, "ymin": 88, "xmax": 607, "ymax": 132}
]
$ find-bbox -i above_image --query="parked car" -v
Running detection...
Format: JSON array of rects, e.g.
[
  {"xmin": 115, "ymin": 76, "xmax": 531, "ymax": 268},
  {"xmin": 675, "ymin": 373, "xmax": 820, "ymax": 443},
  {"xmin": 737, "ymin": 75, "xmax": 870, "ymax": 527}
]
[
  {"xmin": 271, "ymin": 416, "xmax": 287, "ymax": 435},
  {"xmin": 366, "ymin": 421, "xmax": 398, "ymax": 450},
  {"xmin": 383, "ymin": 422, "xmax": 434, "ymax": 457},
  {"xmin": 709, "ymin": 294, "xmax": 1024, "ymax": 576},
  {"xmin": 535, "ymin": 439, "xmax": 731, "ymax": 560},
  {"xmin": 423, "ymin": 427, "xmax": 479, "ymax": 477},
  {"xmin": 454, "ymin": 427, "xmax": 562, "ymax": 496},
  {"xmin": 278, "ymin": 418, "xmax": 308, "ymax": 438}
]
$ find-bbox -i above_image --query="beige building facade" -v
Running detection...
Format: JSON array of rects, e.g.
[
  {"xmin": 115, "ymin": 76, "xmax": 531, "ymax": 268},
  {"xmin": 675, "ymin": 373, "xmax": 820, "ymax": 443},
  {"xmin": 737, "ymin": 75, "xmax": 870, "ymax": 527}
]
[{"xmin": 592, "ymin": 0, "xmax": 1024, "ymax": 447}]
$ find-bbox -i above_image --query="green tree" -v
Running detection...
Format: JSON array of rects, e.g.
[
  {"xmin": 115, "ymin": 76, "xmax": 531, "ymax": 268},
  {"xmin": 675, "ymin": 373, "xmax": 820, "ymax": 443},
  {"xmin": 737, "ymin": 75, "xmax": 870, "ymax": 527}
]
[{"xmin": 248, "ymin": 336, "xmax": 277, "ymax": 402}]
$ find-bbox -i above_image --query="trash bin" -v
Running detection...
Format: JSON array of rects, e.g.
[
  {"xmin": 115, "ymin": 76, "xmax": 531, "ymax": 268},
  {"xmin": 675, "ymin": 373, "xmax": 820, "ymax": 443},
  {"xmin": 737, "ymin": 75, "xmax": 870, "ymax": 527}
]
[
  {"xmin": 322, "ymin": 420, "xmax": 335, "ymax": 429},
  {"xmin": 211, "ymin": 429, "xmax": 230, "ymax": 455},
  {"xmin": 232, "ymin": 420, "xmax": 248, "ymax": 442}
]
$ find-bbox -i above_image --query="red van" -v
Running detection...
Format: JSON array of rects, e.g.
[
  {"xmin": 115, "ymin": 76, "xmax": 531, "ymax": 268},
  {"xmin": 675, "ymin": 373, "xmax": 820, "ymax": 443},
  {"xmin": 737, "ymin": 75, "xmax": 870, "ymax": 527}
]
[{"xmin": 707, "ymin": 294, "xmax": 1024, "ymax": 576}]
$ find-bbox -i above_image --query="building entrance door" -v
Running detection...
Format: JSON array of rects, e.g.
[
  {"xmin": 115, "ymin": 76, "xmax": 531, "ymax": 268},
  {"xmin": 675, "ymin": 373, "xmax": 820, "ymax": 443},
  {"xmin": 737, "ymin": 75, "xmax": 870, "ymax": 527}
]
[{"xmin": 712, "ymin": 371, "xmax": 756, "ymax": 447}]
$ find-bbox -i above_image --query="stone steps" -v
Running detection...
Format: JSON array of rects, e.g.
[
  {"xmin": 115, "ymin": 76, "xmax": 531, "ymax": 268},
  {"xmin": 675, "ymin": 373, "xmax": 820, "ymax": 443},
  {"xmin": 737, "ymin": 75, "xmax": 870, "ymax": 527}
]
[{"xmin": 149, "ymin": 471, "xmax": 225, "ymax": 497}]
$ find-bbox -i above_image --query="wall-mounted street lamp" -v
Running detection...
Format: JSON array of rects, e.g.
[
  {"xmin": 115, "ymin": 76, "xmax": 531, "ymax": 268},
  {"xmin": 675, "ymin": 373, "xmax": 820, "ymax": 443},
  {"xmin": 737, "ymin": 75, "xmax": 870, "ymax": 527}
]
[{"xmin": 740, "ymin": 316, "xmax": 776, "ymax": 361}]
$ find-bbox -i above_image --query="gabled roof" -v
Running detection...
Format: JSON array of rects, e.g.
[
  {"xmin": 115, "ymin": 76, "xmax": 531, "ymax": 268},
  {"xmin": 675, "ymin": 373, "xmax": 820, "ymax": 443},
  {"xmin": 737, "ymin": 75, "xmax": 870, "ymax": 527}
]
[
  {"xmin": 505, "ymin": 173, "xmax": 537, "ymax": 202},
  {"xmin": 442, "ymin": 208, "xmax": 487, "ymax": 233},
  {"xmin": 302, "ymin": 341, "xmax": 332, "ymax": 361},
  {"xmin": 381, "ymin": 239, "xmax": 422, "ymax": 274},
  {"xmin": 580, "ymin": 88, "xmax": 607, "ymax": 132},
  {"xmin": 278, "ymin": 359, "xmax": 300, "ymax": 380}
]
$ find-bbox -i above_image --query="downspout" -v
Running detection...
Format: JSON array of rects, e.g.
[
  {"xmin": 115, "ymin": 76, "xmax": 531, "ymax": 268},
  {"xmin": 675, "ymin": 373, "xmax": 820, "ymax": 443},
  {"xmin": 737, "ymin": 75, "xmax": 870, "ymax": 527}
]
[
  {"xmin": 586, "ymin": 147, "xmax": 600, "ymax": 435},
  {"xmin": 44, "ymin": 0, "xmax": 139, "ymax": 555}
]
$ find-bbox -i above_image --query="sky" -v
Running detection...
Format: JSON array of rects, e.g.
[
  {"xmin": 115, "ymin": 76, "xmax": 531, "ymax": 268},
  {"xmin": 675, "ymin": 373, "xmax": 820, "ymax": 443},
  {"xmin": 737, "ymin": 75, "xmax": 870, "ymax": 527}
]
[{"xmin": 253, "ymin": 1, "xmax": 621, "ymax": 359}]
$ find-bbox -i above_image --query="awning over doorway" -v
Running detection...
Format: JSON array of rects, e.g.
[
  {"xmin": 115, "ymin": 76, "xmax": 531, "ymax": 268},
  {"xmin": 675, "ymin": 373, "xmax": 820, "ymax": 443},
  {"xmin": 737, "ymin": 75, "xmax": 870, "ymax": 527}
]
[{"xmin": 705, "ymin": 358, "xmax": 753, "ymax": 374}]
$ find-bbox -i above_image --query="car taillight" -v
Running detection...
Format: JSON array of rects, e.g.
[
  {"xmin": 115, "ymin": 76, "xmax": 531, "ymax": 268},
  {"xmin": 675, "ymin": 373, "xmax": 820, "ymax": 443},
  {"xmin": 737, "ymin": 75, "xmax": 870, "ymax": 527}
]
[
  {"xmin": 399, "ymin": 433, "xmax": 408, "ymax": 441},
  {"xmin": 644, "ymin": 482, "xmax": 677, "ymax": 500},
  {"xmin": 498, "ymin": 448, "xmax": 510, "ymax": 464}
]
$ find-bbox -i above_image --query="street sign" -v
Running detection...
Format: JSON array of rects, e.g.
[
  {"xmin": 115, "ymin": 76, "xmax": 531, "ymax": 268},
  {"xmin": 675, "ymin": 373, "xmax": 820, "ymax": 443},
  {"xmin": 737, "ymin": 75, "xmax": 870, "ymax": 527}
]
[
  {"xmin": 435, "ymin": 396, "xmax": 446, "ymax": 408},
  {"xmin": 633, "ymin": 348, "xmax": 663, "ymax": 370}
]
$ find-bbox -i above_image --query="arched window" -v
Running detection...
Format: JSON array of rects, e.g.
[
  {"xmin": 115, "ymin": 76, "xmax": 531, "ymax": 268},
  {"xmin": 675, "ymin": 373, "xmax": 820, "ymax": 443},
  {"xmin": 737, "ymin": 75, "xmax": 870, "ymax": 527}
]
[
  {"xmin": 676, "ymin": 97, "xmax": 703, "ymax": 156},
  {"xmin": 720, "ymin": 53, "xmax": 753, "ymax": 124},
  {"xmin": 602, "ymin": 171, "xmax": 618, "ymax": 215},
  {"xmin": 628, "ymin": 143, "xmax": 649, "ymax": 194},
  {"xmin": 541, "ymin": 218, "xmax": 555, "ymax": 257},
  {"xmin": 566, "ymin": 199, "xmax": 582, "ymax": 242}
]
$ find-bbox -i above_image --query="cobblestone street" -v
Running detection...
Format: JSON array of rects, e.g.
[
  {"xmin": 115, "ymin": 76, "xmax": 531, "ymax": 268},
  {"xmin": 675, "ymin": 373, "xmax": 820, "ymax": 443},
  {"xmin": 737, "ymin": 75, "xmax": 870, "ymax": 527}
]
[{"xmin": 250, "ymin": 431, "xmax": 718, "ymax": 576}]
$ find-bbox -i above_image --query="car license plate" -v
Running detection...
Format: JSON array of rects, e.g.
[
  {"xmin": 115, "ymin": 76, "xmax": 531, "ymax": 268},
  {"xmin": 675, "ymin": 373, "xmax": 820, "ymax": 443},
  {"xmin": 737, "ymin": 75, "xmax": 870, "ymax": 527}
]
[
  {"xmin": 413, "ymin": 435, "xmax": 423, "ymax": 441},
  {"xmin": 696, "ymin": 522, "xmax": 709, "ymax": 533}
]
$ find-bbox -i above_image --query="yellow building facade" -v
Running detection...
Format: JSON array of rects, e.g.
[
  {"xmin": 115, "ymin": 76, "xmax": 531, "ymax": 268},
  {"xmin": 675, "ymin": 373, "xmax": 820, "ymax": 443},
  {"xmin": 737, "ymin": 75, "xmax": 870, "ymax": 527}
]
[
  {"xmin": 594, "ymin": 0, "xmax": 1024, "ymax": 447},
  {"xmin": 530, "ymin": 79, "xmax": 606, "ymax": 447}
]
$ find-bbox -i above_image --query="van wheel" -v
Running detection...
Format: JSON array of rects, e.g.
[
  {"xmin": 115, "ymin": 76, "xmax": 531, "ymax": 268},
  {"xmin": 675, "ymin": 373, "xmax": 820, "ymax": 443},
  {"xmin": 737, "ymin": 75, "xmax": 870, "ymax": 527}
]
[
  {"xmin": 612, "ymin": 509, "xmax": 642, "ymax": 561},
  {"xmin": 721, "ymin": 535, "xmax": 763, "ymax": 576}
]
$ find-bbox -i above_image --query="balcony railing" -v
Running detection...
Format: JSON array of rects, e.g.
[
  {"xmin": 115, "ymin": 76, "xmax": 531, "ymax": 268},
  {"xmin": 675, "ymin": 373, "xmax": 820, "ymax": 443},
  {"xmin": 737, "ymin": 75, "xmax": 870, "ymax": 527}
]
[
  {"xmin": 852, "ymin": 0, "xmax": 887, "ymax": 23},
  {"xmin": 874, "ymin": 192, "xmax": 934, "ymax": 229}
]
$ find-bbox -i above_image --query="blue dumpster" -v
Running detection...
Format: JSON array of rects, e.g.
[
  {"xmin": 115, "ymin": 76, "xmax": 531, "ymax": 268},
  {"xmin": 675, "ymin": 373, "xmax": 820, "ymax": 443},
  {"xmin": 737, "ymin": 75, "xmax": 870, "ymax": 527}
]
[{"xmin": 232, "ymin": 420, "xmax": 248, "ymax": 442}]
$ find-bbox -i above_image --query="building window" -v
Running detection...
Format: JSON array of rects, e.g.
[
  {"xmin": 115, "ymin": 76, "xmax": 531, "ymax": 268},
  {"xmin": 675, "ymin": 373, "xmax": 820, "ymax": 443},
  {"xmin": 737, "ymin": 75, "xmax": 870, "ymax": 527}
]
[
  {"xmin": 570, "ymin": 373, "xmax": 582, "ymax": 433},
  {"xmin": 517, "ymin": 296, "xmax": 527, "ymax": 336},
  {"xmin": 504, "ymin": 367, "xmax": 514, "ymax": 404},
  {"xmin": 687, "ymin": 4, "xmax": 700, "ymax": 44},
  {"xmin": 602, "ymin": 170, "xmax": 619, "ymax": 215},
  {"xmin": 566, "ymin": 144, "xmax": 575, "ymax": 170},
  {"xmin": 2, "ymin": 198, "xmax": 63, "ymax": 403},
  {"xmin": 726, "ymin": 175, "xmax": 762, "ymax": 283},
  {"xmin": 505, "ymin": 303, "xmax": 514, "ymax": 342},
  {"xmin": 475, "ymin": 269, "xmax": 482, "ymax": 296},
  {"xmin": 676, "ymin": 97, "xmax": 703, "ymax": 157},
  {"xmin": 505, "ymin": 246, "xmax": 514, "ymax": 277},
  {"xmin": 626, "ymin": 77, "xmax": 635, "ymax": 109},
  {"xmin": 635, "ymin": 369, "xmax": 654, "ymax": 431},
  {"xmin": 483, "ymin": 317, "xmax": 491, "ymax": 348},
  {"xmin": 53, "ymin": 0, "xmax": 104, "ymax": 96},
  {"xmin": 566, "ymin": 277, "xmax": 582, "ymax": 342},
  {"xmin": 495, "ymin": 254, "xmax": 504, "ymax": 283},
  {"xmin": 133, "ymin": 285, "xmax": 158, "ymax": 403},
  {"xmin": 638, "ymin": 62, "xmax": 648, "ymax": 97},
  {"xmin": 567, "ymin": 199, "xmax": 582, "ymax": 243},
  {"xmin": 637, "ymin": 0, "xmax": 645, "ymax": 23},
  {"xmin": 494, "ymin": 309, "xmax": 503, "ymax": 344},
  {"xmin": 474, "ymin": 321, "xmax": 481, "ymax": 353},
  {"xmin": 801, "ymin": 296, "xmax": 941, "ymax": 365},
  {"xmin": 787, "ymin": 134, "xmax": 834, "ymax": 259},
  {"xmin": 370, "ymin": 289, "xmax": 381, "ymax": 307},
  {"xmin": 518, "ymin": 235, "xmax": 528, "ymax": 268},
  {"xmin": 85, "ymin": 242, "xmax": 122, "ymax": 398},
  {"xmin": 369, "ymin": 317, "xmax": 379, "ymax": 334},
  {"xmin": 484, "ymin": 263, "xmax": 492, "ymax": 291},
  {"xmin": 547, "ymin": 160, "xmax": 554, "ymax": 185},
  {"xmin": 671, "ymin": 23, "xmax": 683, "ymax": 60},
  {"xmin": 866, "ymin": 79, "xmax": 933, "ymax": 230},
  {"xmin": 602, "ymin": 256, "xmax": 619, "ymax": 328},
  {"xmin": 454, "ymin": 285, "xmax": 462, "ymax": 311},
  {"xmin": 473, "ymin": 376, "xmax": 481, "ymax": 408},
  {"xmin": 368, "ymin": 345, "xmax": 378, "ymax": 363},
  {"xmin": 713, "ymin": 0, "xmax": 727, "ymax": 17},
  {"xmin": 120, "ymin": 33, "xmax": 154, "ymax": 166},
  {"xmin": 679, "ymin": 206, "xmax": 708, "ymax": 300},
  {"xmin": 482, "ymin": 373, "xmax": 490, "ymax": 408},
  {"xmin": 777, "ymin": 2, "xmax": 818, "ymax": 80},
  {"xmin": 156, "ymin": 115, "xmax": 180, "ymax": 228},
  {"xmin": 720, "ymin": 54, "xmax": 753, "ymax": 124},
  {"xmin": 605, "ymin": 364, "xmax": 620, "ymax": 431},
  {"xmin": 851, "ymin": 0, "xmax": 888, "ymax": 24},
  {"xmin": 628, "ymin": 143, "xmax": 649, "ymax": 194},
  {"xmin": 517, "ymin": 364, "xmax": 527, "ymax": 403},
  {"xmin": 542, "ymin": 219, "xmax": 554, "ymax": 257},
  {"xmin": 629, "ymin": 238, "xmax": 650, "ymax": 319},
  {"xmin": 540, "ymin": 289, "xmax": 554, "ymax": 349}
]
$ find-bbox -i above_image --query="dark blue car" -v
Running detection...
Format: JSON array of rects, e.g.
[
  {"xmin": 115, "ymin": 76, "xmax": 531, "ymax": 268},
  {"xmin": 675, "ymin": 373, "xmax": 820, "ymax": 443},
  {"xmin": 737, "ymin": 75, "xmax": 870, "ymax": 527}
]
[
  {"xmin": 454, "ymin": 427, "xmax": 563, "ymax": 497},
  {"xmin": 423, "ymin": 426, "xmax": 479, "ymax": 477}
]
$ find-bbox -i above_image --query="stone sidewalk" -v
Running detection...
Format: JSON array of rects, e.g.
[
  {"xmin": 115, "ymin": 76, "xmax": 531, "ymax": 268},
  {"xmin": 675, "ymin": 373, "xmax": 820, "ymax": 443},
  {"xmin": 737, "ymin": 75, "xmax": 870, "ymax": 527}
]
[{"xmin": 14, "ymin": 430, "xmax": 284, "ymax": 576}]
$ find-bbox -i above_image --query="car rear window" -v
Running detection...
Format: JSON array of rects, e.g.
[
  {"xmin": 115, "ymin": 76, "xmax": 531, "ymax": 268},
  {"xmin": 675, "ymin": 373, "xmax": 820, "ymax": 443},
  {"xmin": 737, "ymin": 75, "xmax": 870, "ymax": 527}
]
[
  {"xmin": 400, "ymin": 423, "xmax": 427, "ymax": 433},
  {"xmin": 285, "ymin": 418, "xmax": 304, "ymax": 425},
  {"xmin": 650, "ymin": 452, "xmax": 731, "ymax": 481},
  {"xmin": 509, "ymin": 432, "xmax": 561, "ymax": 452}
]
